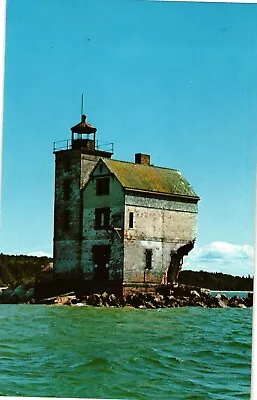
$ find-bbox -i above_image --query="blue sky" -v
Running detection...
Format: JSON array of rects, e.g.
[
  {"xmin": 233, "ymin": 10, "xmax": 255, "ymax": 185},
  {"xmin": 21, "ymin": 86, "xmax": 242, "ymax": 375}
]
[{"xmin": 1, "ymin": 0, "xmax": 256, "ymax": 276}]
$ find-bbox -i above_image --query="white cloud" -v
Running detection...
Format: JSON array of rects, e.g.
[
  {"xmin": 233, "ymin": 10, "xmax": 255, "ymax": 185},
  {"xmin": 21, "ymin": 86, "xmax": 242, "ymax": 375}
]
[
  {"xmin": 23, "ymin": 243, "xmax": 255, "ymax": 277},
  {"xmin": 183, "ymin": 241, "xmax": 254, "ymax": 277}
]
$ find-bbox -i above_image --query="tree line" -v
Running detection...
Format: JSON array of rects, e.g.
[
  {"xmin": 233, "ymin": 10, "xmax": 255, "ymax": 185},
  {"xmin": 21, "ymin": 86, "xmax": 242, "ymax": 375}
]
[
  {"xmin": 0, "ymin": 254, "xmax": 253, "ymax": 291},
  {"xmin": 0, "ymin": 253, "xmax": 52, "ymax": 288},
  {"xmin": 178, "ymin": 269, "xmax": 253, "ymax": 291}
]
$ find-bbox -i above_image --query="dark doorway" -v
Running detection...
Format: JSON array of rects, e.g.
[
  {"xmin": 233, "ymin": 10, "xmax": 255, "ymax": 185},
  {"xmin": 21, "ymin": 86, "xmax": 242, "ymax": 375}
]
[
  {"xmin": 92, "ymin": 245, "xmax": 111, "ymax": 281},
  {"xmin": 94, "ymin": 263, "xmax": 109, "ymax": 280}
]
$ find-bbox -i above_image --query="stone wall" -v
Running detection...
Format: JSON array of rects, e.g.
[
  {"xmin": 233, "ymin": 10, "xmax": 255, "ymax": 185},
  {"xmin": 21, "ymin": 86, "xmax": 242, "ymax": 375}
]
[
  {"xmin": 123, "ymin": 193, "xmax": 198, "ymax": 284},
  {"xmin": 53, "ymin": 151, "xmax": 107, "ymax": 278}
]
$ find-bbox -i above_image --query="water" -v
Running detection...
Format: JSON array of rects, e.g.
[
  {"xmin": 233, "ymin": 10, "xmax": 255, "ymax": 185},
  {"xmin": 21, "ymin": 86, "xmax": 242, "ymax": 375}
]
[
  {"xmin": 0, "ymin": 304, "xmax": 252, "ymax": 399},
  {"xmin": 211, "ymin": 291, "xmax": 251, "ymax": 298}
]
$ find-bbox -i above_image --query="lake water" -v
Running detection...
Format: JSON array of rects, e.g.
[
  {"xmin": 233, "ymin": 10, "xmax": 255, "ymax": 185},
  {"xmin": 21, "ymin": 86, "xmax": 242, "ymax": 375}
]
[
  {"xmin": 0, "ymin": 304, "xmax": 252, "ymax": 399},
  {"xmin": 211, "ymin": 291, "xmax": 251, "ymax": 298}
]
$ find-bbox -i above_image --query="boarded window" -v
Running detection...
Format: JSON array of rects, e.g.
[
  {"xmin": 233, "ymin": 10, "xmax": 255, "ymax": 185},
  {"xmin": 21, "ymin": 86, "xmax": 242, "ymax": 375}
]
[
  {"xmin": 62, "ymin": 210, "xmax": 70, "ymax": 231},
  {"xmin": 64, "ymin": 158, "xmax": 71, "ymax": 171},
  {"xmin": 63, "ymin": 179, "xmax": 71, "ymax": 201},
  {"xmin": 95, "ymin": 208, "xmax": 110, "ymax": 229},
  {"xmin": 96, "ymin": 178, "xmax": 110, "ymax": 196},
  {"xmin": 129, "ymin": 212, "xmax": 134, "ymax": 228},
  {"xmin": 145, "ymin": 249, "xmax": 153, "ymax": 270}
]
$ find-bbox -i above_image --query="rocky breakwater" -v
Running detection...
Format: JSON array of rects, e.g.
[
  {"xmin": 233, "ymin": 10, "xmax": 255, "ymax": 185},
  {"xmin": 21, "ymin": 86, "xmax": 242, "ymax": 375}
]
[
  {"xmin": 38, "ymin": 284, "xmax": 253, "ymax": 309},
  {"xmin": 0, "ymin": 285, "xmax": 35, "ymax": 304}
]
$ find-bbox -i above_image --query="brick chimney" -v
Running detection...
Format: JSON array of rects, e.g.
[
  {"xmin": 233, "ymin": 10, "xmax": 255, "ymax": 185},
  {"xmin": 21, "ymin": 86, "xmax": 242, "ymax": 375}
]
[{"xmin": 135, "ymin": 153, "xmax": 151, "ymax": 166}]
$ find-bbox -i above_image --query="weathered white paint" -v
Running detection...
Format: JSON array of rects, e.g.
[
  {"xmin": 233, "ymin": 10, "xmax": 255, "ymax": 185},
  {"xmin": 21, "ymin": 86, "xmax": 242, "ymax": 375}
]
[
  {"xmin": 81, "ymin": 161, "xmax": 125, "ymax": 280},
  {"xmin": 54, "ymin": 154, "xmax": 199, "ymax": 287},
  {"xmin": 125, "ymin": 194, "xmax": 198, "ymax": 213},
  {"xmin": 123, "ymin": 193, "xmax": 197, "ymax": 284}
]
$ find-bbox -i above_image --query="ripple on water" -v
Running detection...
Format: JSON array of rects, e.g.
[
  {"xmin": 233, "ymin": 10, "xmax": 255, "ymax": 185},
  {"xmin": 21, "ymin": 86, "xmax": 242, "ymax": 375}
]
[{"xmin": 0, "ymin": 305, "xmax": 252, "ymax": 399}]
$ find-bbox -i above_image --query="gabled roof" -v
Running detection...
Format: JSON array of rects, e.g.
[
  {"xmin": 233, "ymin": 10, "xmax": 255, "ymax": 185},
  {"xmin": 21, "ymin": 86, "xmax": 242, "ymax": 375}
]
[{"xmin": 102, "ymin": 159, "xmax": 199, "ymax": 200}]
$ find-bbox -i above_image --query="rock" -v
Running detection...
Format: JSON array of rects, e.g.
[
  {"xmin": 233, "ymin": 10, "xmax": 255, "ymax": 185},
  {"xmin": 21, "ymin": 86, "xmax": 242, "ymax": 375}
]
[
  {"xmin": 248, "ymin": 292, "xmax": 253, "ymax": 300},
  {"xmin": 195, "ymin": 302, "xmax": 207, "ymax": 308},
  {"xmin": 54, "ymin": 297, "xmax": 64, "ymax": 305},
  {"xmin": 25, "ymin": 288, "xmax": 35, "ymax": 301},
  {"xmin": 126, "ymin": 294, "xmax": 143, "ymax": 308},
  {"xmin": 27, "ymin": 288, "xmax": 253, "ymax": 309},
  {"xmin": 213, "ymin": 294, "xmax": 228, "ymax": 308},
  {"xmin": 173, "ymin": 284, "xmax": 204, "ymax": 298},
  {"xmin": 245, "ymin": 296, "xmax": 253, "ymax": 307},
  {"xmin": 63, "ymin": 300, "xmax": 72, "ymax": 306},
  {"xmin": 216, "ymin": 299, "xmax": 228, "ymax": 308},
  {"xmin": 156, "ymin": 285, "xmax": 173, "ymax": 297},
  {"xmin": 13, "ymin": 285, "xmax": 27, "ymax": 302},
  {"xmin": 165, "ymin": 295, "xmax": 176, "ymax": 307},
  {"xmin": 144, "ymin": 301, "xmax": 156, "ymax": 309},
  {"xmin": 54, "ymin": 298, "xmax": 63, "ymax": 305},
  {"xmin": 152, "ymin": 294, "xmax": 165, "ymax": 308},
  {"xmin": 52, "ymin": 295, "xmax": 77, "ymax": 306},
  {"xmin": 108, "ymin": 293, "xmax": 117, "ymax": 306},
  {"xmin": 173, "ymin": 284, "xmax": 189, "ymax": 297},
  {"xmin": 87, "ymin": 294, "xmax": 102, "ymax": 306},
  {"xmin": 145, "ymin": 293, "xmax": 155, "ymax": 303},
  {"xmin": 217, "ymin": 293, "xmax": 229, "ymax": 301},
  {"xmin": 118, "ymin": 297, "xmax": 126, "ymax": 307},
  {"xmin": 101, "ymin": 292, "xmax": 109, "ymax": 302},
  {"xmin": 77, "ymin": 295, "xmax": 88, "ymax": 303},
  {"xmin": 199, "ymin": 288, "xmax": 211, "ymax": 298},
  {"xmin": 228, "ymin": 296, "xmax": 245, "ymax": 308},
  {"xmin": 237, "ymin": 303, "xmax": 247, "ymax": 308},
  {"xmin": 190, "ymin": 290, "xmax": 200, "ymax": 298},
  {"xmin": 2, "ymin": 288, "xmax": 16, "ymax": 304},
  {"xmin": 177, "ymin": 297, "xmax": 189, "ymax": 307}
]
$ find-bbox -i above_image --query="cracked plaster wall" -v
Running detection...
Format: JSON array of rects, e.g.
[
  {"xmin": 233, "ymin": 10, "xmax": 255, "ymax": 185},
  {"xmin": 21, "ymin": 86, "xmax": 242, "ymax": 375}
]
[{"xmin": 123, "ymin": 194, "xmax": 198, "ymax": 284}]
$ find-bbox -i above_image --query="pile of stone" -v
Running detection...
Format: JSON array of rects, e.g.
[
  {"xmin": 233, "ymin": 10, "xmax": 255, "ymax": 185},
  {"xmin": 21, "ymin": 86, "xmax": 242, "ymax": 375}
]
[
  {"xmin": 0, "ymin": 283, "xmax": 253, "ymax": 308},
  {"xmin": 38, "ymin": 285, "xmax": 253, "ymax": 309},
  {"xmin": 43, "ymin": 292, "xmax": 126, "ymax": 307},
  {"xmin": 0, "ymin": 285, "xmax": 35, "ymax": 304},
  {"xmin": 124, "ymin": 291, "xmax": 252, "ymax": 309}
]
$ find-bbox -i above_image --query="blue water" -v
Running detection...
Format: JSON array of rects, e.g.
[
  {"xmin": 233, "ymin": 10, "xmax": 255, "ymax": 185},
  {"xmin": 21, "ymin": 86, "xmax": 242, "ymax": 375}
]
[
  {"xmin": 0, "ymin": 304, "xmax": 252, "ymax": 399},
  {"xmin": 211, "ymin": 291, "xmax": 251, "ymax": 298}
]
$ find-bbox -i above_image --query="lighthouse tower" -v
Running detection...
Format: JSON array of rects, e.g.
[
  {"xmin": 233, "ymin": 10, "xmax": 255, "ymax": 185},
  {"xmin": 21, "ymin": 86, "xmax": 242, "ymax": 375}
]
[{"xmin": 53, "ymin": 114, "xmax": 113, "ymax": 281}]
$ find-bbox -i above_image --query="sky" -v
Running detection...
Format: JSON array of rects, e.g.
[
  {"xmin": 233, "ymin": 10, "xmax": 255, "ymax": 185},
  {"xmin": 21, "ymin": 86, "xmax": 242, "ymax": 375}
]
[{"xmin": 0, "ymin": 0, "xmax": 256, "ymax": 276}]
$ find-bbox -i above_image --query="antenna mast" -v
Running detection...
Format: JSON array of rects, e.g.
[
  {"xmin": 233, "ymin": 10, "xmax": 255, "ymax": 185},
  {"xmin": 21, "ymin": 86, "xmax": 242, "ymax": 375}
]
[{"xmin": 81, "ymin": 94, "xmax": 84, "ymax": 120}]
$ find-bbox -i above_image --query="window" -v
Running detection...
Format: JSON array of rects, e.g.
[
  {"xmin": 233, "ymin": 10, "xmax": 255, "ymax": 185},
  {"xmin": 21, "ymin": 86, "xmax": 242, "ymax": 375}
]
[
  {"xmin": 62, "ymin": 210, "xmax": 70, "ymax": 231},
  {"xmin": 63, "ymin": 179, "xmax": 71, "ymax": 201},
  {"xmin": 96, "ymin": 178, "xmax": 110, "ymax": 196},
  {"xmin": 95, "ymin": 208, "xmax": 110, "ymax": 229},
  {"xmin": 64, "ymin": 158, "xmax": 71, "ymax": 172},
  {"xmin": 129, "ymin": 212, "xmax": 134, "ymax": 228},
  {"xmin": 145, "ymin": 249, "xmax": 153, "ymax": 270}
]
